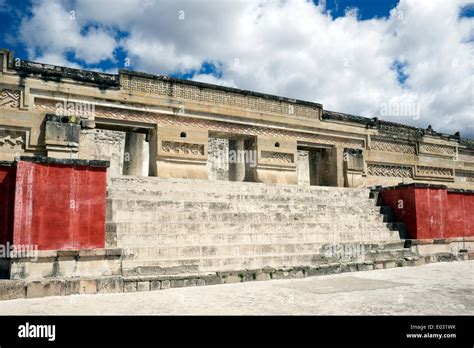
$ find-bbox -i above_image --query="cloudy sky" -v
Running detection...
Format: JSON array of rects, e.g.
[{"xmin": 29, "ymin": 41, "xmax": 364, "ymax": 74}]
[{"xmin": 1, "ymin": 0, "xmax": 473, "ymax": 137}]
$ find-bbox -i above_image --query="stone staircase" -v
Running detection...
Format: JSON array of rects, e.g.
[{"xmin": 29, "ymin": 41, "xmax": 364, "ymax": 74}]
[
  {"xmin": 5, "ymin": 177, "xmax": 472, "ymax": 301},
  {"xmin": 106, "ymin": 177, "xmax": 405, "ymax": 277}
]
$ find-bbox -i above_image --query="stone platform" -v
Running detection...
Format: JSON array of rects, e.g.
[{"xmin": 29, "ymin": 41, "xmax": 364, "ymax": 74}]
[{"xmin": 1, "ymin": 177, "xmax": 472, "ymax": 301}]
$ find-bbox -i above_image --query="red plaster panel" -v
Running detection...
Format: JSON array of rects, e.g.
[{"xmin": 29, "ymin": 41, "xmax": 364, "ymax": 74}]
[
  {"xmin": 413, "ymin": 188, "xmax": 447, "ymax": 239},
  {"xmin": 381, "ymin": 186, "xmax": 473, "ymax": 239},
  {"xmin": 0, "ymin": 165, "xmax": 16, "ymax": 246},
  {"xmin": 446, "ymin": 193, "xmax": 474, "ymax": 238},
  {"xmin": 13, "ymin": 161, "xmax": 106, "ymax": 250}
]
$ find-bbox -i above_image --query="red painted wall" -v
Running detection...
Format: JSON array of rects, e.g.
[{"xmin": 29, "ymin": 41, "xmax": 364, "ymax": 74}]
[
  {"xmin": 446, "ymin": 192, "xmax": 474, "ymax": 238},
  {"xmin": 13, "ymin": 161, "xmax": 107, "ymax": 250},
  {"xmin": 380, "ymin": 185, "xmax": 474, "ymax": 239},
  {"xmin": 413, "ymin": 188, "xmax": 448, "ymax": 239},
  {"xmin": 0, "ymin": 165, "xmax": 16, "ymax": 246}
]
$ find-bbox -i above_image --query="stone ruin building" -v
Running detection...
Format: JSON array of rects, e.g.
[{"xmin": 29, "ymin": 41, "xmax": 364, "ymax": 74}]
[{"xmin": 0, "ymin": 48, "xmax": 472, "ymax": 299}]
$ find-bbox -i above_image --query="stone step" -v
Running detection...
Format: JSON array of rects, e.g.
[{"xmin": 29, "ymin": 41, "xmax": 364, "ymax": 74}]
[
  {"xmin": 107, "ymin": 191, "xmax": 372, "ymax": 203},
  {"xmin": 116, "ymin": 230, "xmax": 401, "ymax": 247},
  {"xmin": 122, "ymin": 253, "xmax": 335, "ymax": 274},
  {"xmin": 109, "ymin": 220, "xmax": 395, "ymax": 235},
  {"xmin": 121, "ymin": 247, "xmax": 413, "ymax": 274},
  {"xmin": 106, "ymin": 188, "xmax": 372, "ymax": 200},
  {"xmin": 121, "ymin": 241, "xmax": 406, "ymax": 261},
  {"xmin": 106, "ymin": 198, "xmax": 378, "ymax": 213},
  {"xmin": 108, "ymin": 175, "xmax": 370, "ymax": 187},
  {"xmin": 107, "ymin": 210, "xmax": 387, "ymax": 223},
  {"xmin": 108, "ymin": 177, "xmax": 371, "ymax": 197},
  {"xmin": 106, "ymin": 194, "xmax": 381, "ymax": 212},
  {"xmin": 107, "ymin": 202, "xmax": 382, "ymax": 221}
]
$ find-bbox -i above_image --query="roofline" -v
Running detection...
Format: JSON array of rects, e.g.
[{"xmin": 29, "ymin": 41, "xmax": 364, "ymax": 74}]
[
  {"xmin": 119, "ymin": 69, "xmax": 323, "ymax": 109},
  {"xmin": 322, "ymin": 110, "xmax": 473, "ymax": 146}
]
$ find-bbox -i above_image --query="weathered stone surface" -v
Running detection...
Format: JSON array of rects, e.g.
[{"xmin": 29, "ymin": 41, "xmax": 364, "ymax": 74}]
[
  {"xmin": 105, "ymin": 248, "xmax": 123, "ymax": 256},
  {"xmin": 124, "ymin": 281, "xmax": 137, "ymax": 293},
  {"xmin": 137, "ymin": 281, "xmax": 150, "ymax": 292},
  {"xmin": 97, "ymin": 277, "xmax": 123, "ymax": 294},
  {"xmin": 307, "ymin": 267, "xmax": 325, "ymax": 277},
  {"xmin": 204, "ymin": 276, "xmax": 222, "ymax": 286},
  {"xmin": 65, "ymin": 279, "xmax": 80, "ymax": 295},
  {"xmin": 183, "ymin": 279, "xmax": 197, "ymax": 287},
  {"xmin": 79, "ymin": 280, "xmax": 97, "ymax": 294},
  {"xmin": 271, "ymin": 271, "xmax": 286, "ymax": 280},
  {"xmin": 27, "ymin": 280, "xmax": 65, "ymax": 298},
  {"xmin": 79, "ymin": 249, "xmax": 107, "ymax": 258},
  {"xmin": 374, "ymin": 262, "xmax": 384, "ymax": 270},
  {"xmin": 169, "ymin": 279, "xmax": 185, "ymax": 288},
  {"xmin": 384, "ymin": 261, "xmax": 397, "ymax": 269},
  {"xmin": 161, "ymin": 280, "xmax": 171, "ymax": 289},
  {"xmin": 0, "ymin": 280, "xmax": 26, "ymax": 300},
  {"xmin": 223, "ymin": 275, "xmax": 241, "ymax": 284},
  {"xmin": 255, "ymin": 273, "xmax": 271, "ymax": 281},
  {"xmin": 57, "ymin": 250, "xmax": 80, "ymax": 258},
  {"xmin": 150, "ymin": 281, "xmax": 161, "ymax": 291},
  {"xmin": 35, "ymin": 250, "xmax": 58, "ymax": 259}
]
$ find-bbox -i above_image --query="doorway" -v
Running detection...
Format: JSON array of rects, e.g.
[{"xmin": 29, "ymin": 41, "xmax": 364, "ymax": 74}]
[
  {"xmin": 297, "ymin": 143, "xmax": 338, "ymax": 186},
  {"xmin": 90, "ymin": 120, "xmax": 155, "ymax": 177}
]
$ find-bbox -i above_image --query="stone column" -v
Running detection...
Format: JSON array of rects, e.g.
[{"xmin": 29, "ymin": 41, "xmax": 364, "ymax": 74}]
[
  {"xmin": 123, "ymin": 132, "xmax": 145, "ymax": 176},
  {"xmin": 334, "ymin": 145, "xmax": 345, "ymax": 187},
  {"xmin": 229, "ymin": 139, "xmax": 245, "ymax": 181}
]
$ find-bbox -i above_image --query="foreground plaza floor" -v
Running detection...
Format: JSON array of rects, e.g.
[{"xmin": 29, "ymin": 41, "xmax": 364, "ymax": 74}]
[{"xmin": 1, "ymin": 261, "xmax": 472, "ymax": 315}]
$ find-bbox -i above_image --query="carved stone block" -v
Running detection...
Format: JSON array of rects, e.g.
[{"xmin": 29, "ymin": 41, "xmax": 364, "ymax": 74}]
[
  {"xmin": 0, "ymin": 89, "xmax": 20, "ymax": 109},
  {"xmin": 366, "ymin": 163, "xmax": 413, "ymax": 178}
]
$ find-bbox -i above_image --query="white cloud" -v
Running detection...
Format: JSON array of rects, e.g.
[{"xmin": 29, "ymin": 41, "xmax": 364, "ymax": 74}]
[
  {"xmin": 17, "ymin": 0, "xmax": 474, "ymax": 137},
  {"xmin": 19, "ymin": 0, "xmax": 117, "ymax": 65},
  {"xmin": 33, "ymin": 51, "xmax": 82, "ymax": 69}
]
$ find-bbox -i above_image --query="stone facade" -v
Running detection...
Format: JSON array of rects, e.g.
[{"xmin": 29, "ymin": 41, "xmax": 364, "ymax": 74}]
[{"xmin": 0, "ymin": 48, "xmax": 472, "ymax": 189}]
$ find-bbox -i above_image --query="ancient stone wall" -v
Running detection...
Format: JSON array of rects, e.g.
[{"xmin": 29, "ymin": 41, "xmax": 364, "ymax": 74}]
[{"xmin": 0, "ymin": 49, "xmax": 472, "ymax": 189}]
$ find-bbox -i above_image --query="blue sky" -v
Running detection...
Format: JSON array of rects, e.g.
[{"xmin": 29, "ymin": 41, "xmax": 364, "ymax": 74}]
[
  {"xmin": 0, "ymin": 0, "xmax": 472, "ymax": 137},
  {"xmin": 323, "ymin": 0, "xmax": 399, "ymax": 20}
]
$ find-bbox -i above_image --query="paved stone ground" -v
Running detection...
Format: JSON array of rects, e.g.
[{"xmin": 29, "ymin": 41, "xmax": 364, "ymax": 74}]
[{"xmin": 0, "ymin": 261, "xmax": 472, "ymax": 315}]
